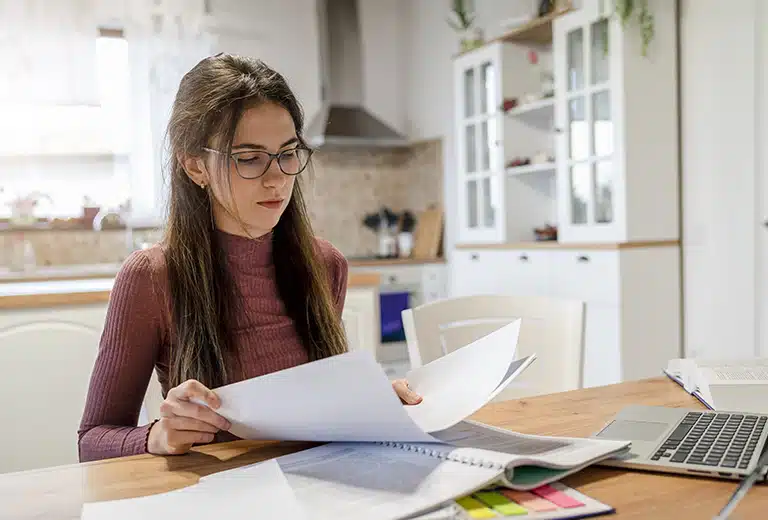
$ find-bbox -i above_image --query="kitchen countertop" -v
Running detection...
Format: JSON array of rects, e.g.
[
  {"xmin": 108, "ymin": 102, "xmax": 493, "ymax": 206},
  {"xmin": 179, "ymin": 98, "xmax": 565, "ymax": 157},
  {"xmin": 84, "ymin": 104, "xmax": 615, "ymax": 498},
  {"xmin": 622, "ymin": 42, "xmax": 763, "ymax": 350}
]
[
  {"xmin": 0, "ymin": 273, "xmax": 380, "ymax": 310},
  {"xmin": 347, "ymin": 257, "xmax": 445, "ymax": 267}
]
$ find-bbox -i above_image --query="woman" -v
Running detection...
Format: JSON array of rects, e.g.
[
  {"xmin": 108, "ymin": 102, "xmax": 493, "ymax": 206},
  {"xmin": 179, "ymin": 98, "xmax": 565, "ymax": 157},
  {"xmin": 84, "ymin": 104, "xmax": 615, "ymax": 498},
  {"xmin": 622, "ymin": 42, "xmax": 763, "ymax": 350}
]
[{"xmin": 77, "ymin": 53, "xmax": 421, "ymax": 462}]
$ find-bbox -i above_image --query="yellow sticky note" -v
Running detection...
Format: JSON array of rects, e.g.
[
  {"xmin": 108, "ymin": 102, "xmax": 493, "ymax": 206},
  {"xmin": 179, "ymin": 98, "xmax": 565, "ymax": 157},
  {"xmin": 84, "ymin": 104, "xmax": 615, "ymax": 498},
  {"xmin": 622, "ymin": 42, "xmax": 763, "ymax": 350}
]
[{"xmin": 456, "ymin": 496, "xmax": 498, "ymax": 518}]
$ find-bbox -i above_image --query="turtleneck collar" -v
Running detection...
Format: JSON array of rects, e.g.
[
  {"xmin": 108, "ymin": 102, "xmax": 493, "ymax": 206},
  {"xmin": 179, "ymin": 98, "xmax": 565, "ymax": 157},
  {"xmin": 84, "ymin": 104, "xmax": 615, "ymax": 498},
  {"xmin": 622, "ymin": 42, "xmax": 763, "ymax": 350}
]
[{"xmin": 215, "ymin": 229, "xmax": 273, "ymax": 271}]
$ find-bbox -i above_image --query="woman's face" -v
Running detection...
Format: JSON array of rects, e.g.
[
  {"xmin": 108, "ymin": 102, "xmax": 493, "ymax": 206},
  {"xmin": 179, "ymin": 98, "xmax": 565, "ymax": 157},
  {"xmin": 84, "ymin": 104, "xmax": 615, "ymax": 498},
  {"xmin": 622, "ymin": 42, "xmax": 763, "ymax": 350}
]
[{"xmin": 203, "ymin": 101, "xmax": 305, "ymax": 237}]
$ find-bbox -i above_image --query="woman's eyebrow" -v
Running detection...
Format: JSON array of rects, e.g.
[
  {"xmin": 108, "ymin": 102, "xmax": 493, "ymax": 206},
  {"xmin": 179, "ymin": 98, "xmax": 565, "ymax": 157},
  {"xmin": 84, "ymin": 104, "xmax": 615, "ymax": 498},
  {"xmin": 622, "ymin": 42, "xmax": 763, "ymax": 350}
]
[{"xmin": 232, "ymin": 137, "xmax": 299, "ymax": 151}]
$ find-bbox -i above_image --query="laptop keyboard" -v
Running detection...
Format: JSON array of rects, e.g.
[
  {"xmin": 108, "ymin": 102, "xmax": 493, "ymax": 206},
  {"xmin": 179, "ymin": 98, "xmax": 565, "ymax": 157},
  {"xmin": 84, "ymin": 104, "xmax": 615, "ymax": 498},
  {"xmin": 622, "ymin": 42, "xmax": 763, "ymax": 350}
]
[{"xmin": 651, "ymin": 412, "xmax": 767, "ymax": 469}]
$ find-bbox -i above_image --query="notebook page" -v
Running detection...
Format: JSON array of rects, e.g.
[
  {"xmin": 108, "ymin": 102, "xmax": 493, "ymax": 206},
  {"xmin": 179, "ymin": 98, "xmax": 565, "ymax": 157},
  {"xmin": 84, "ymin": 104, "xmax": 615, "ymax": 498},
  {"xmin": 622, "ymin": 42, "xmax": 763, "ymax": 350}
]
[
  {"xmin": 81, "ymin": 459, "xmax": 306, "ymax": 520},
  {"xmin": 430, "ymin": 420, "xmax": 630, "ymax": 470},
  {"xmin": 205, "ymin": 443, "xmax": 502, "ymax": 520},
  {"xmin": 405, "ymin": 320, "xmax": 524, "ymax": 433},
  {"xmin": 208, "ymin": 350, "xmax": 437, "ymax": 443}
]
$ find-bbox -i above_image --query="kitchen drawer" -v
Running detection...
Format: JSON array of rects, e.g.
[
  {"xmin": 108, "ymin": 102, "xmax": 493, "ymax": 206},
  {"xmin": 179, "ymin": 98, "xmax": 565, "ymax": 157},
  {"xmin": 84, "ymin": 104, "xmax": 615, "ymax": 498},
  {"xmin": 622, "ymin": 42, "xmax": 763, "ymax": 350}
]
[
  {"xmin": 451, "ymin": 250, "xmax": 509, "ymax": 297},
  {"xmin": 502, "ymin": 250, "xmax": 553, "ymax": 298},
  {"xmin": 550, "ymin": 250, "xmax": 620, "ymax": 305}
]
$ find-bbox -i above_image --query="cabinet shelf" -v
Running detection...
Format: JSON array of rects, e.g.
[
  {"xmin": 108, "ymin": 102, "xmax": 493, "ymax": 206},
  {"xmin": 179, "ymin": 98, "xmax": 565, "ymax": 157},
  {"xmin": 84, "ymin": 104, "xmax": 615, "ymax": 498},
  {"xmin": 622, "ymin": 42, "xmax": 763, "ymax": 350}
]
[
  {"xmin": 504, "ymin": 97, "xmax": 555, "ymax": 118},
  {"xmin": 506, "ymin": 162, "xmax": 556, "ymax": 176},
  {"xmin": 495, "ymin": 5, "xmax": 574, "ymax": 46}
]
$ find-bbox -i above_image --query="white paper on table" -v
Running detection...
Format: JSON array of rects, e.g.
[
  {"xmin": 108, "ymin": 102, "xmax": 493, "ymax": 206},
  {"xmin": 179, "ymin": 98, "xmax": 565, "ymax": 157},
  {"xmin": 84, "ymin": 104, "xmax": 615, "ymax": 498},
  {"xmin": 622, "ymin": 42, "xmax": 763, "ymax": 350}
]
[
  {"xmin": 205, "ymin": 443, "xmax": 502, "ymax": 520},
  {"xmin": 210, "ymin": 350, "xmax": 437, "ymax": 443},
  {"xmin": 80, "ymin": 459, "xmax": 307, "ymax": 520},
  {"xmin": 404, "ymin": 319, "xmax": 526, "ymax": 433}
]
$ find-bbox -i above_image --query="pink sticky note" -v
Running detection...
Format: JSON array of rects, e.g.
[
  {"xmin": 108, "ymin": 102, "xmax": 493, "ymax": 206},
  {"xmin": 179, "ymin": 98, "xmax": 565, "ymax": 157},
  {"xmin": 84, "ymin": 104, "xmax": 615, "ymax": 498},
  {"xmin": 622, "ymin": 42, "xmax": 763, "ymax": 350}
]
[
  {"xmin": 530, "ymin": 485, "xmax": 585, "ymax": 509},
  {"xmin": 500, "ymin": 489, "xmax": 558, "ymax": 512}
]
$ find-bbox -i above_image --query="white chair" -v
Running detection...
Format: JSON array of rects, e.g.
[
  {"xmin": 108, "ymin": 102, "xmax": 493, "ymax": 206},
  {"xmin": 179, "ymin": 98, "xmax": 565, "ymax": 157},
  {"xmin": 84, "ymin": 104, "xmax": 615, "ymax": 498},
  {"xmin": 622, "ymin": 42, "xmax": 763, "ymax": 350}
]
[{"xmin": 401, "ymin": 294, "xmax": 585, "ymax": 401}]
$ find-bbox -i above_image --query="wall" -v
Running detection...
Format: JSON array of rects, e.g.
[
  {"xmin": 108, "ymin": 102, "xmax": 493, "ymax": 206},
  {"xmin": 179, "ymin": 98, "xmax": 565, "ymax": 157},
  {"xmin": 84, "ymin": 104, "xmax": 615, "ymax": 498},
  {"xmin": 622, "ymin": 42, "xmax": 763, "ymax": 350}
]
[
  {"xmin": 403, "ymin": 0, "xmax": 542, "ymax": 288},
  {"xmin": 680, "ymin": 0, "xmax": 760, "ymax": 359}
]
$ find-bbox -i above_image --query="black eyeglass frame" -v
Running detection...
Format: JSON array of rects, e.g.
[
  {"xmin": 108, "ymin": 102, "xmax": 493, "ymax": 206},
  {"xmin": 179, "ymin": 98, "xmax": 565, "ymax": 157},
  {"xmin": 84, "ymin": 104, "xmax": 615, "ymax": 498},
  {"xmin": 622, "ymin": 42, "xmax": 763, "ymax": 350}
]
[{"xmin": 202, "ymin": 145, "xmax": 314, "ymax": 179}]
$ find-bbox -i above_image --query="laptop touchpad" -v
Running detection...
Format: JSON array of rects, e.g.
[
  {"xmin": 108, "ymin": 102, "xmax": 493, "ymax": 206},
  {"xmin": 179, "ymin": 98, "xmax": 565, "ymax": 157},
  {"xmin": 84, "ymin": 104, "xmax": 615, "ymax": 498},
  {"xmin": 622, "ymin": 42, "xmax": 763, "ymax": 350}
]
[{"xmin": 597, "ymin": 420, "xmax": 669, "ymax": 442}]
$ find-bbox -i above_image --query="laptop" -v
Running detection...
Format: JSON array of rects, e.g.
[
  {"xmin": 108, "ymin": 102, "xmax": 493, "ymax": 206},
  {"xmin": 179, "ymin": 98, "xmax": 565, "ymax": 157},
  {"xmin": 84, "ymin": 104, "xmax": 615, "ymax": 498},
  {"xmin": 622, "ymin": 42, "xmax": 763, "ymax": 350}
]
[{"xmin": 591, "ymin": 405, "xmax": 768, "ymax": 481}]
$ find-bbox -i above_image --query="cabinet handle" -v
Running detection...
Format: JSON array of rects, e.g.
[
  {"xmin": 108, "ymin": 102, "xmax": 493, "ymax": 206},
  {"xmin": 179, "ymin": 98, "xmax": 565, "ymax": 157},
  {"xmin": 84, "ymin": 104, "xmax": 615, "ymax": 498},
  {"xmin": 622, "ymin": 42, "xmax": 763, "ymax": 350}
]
[
  {"xmin": 577, "ymin": 255, "xmax": 590, "ymax": 263},
  {"xmin": 519, "ymin": 254, "xmax": 529, "ymax": 262},
  {"xmin": 471, "ymin": 253, "xmax": 479, "ymax": 261},
  {"xmin": 388, "ymin": 275, "xmax": 397, "ymax": 283}
]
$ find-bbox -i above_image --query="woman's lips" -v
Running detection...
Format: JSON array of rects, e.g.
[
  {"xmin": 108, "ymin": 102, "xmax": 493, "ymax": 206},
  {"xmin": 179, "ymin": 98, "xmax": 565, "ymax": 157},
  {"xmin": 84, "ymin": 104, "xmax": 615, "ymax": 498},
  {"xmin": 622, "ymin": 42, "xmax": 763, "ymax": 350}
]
[{"xmin": 258, "ymin": 200, "xmax": 283, "ymax": 210}]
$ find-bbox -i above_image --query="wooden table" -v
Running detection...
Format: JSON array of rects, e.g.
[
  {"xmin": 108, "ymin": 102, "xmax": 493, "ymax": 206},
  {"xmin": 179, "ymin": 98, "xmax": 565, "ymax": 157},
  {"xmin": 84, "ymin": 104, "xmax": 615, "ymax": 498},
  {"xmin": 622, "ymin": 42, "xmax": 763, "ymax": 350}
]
[{"xmin": 2, "ymin": 377, "xmax": 767, "ymax": 519}]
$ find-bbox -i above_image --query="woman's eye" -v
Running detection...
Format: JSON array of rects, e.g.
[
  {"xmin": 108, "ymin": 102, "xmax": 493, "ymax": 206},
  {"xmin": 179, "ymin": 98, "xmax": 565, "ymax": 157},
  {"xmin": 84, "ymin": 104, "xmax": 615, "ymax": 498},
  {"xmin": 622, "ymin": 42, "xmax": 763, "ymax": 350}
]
[
  {"xmin": 237, "ymin": 152, "xmax": 267, "ymax": 164},
  {"xmin": 281, "ymin": 149, "xmax": 298, "ymax": 159}
]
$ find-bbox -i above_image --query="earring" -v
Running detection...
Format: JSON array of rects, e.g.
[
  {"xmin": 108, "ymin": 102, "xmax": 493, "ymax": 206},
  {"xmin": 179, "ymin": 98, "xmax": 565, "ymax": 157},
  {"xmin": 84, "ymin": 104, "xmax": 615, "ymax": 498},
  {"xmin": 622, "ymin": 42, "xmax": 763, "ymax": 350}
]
[{"xmin": 200, "ymin": 182, "xmax": 206, "ymax": 190}]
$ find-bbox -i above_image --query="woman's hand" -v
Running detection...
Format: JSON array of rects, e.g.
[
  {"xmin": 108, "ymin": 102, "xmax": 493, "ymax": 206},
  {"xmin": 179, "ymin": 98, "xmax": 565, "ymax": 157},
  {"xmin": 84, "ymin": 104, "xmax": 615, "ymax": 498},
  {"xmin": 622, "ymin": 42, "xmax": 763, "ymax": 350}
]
[
  {"xmin": 147, "ymin": 379, "xmax": 232, "ymax": 456},
  {"xmin": 392, "ymin": 379, "xmax": 422, "ymax": 405}
]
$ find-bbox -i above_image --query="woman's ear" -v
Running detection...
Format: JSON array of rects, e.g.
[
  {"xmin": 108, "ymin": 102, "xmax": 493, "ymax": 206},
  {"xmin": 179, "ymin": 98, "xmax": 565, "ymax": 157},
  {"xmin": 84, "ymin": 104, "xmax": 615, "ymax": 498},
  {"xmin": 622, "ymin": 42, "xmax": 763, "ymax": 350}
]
[{"xmin": 179, "ymin": 154, "xmax": 209, "ymax": 188}]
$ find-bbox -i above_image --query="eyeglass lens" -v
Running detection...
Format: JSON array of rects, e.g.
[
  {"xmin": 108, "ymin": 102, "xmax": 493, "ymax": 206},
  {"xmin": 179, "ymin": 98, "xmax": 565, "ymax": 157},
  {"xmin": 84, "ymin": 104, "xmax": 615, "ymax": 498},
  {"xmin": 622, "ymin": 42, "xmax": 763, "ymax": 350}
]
[{"xmin": 233, "ymin": 148, "xmax": 311, "ymax": 178}]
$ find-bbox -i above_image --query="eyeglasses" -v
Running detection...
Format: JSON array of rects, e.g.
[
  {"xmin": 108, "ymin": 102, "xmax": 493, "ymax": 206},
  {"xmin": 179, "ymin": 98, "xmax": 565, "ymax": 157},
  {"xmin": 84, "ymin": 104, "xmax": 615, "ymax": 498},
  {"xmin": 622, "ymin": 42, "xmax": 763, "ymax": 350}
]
[{"xmin": 202, "ymin": 146, "xmax": 313, "ymax": 179}]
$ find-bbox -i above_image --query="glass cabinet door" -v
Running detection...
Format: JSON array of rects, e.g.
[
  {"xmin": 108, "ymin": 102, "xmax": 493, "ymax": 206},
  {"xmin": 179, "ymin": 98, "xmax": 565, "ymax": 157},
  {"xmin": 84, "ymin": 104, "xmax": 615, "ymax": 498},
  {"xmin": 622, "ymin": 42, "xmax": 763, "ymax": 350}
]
[
  {"xmin": 459, "ymin": 53, "xmax": 500, "ymax": 240},
  {"xmin": 561, "ymin": 15, "xmax": 614, "ymax": 234}
]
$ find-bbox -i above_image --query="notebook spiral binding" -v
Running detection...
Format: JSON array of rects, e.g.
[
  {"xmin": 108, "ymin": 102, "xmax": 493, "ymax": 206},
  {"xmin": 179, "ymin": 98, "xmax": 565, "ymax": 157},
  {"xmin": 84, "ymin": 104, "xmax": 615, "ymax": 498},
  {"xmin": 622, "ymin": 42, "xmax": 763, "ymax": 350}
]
[{"xmin": 376, "ymin": 441, "xmax": 506, "ymax": 471}]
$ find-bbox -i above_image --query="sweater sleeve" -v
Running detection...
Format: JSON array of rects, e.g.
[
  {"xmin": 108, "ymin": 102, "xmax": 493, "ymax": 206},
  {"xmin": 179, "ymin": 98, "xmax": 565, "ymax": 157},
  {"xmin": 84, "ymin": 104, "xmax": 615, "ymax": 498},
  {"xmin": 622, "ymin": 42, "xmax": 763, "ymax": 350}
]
[{"xmin": 77, "ymin": 250, "xmax": 165, "ymax": 462}]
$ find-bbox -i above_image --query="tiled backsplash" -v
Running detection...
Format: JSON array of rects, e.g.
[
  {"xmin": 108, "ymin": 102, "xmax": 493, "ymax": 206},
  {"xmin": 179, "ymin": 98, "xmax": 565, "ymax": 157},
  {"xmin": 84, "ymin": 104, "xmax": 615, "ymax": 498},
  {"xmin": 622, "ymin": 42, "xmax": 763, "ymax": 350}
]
[
  {"xmin": 0, "ymin": 139, "xmax": 442, "ymax": 268},
  {"xmin": 306, "ymin": 139, "xmax": 443, "ymax": 257},
  {"xmin": 0, "ymin": 228, "xmax": 162, "ymax": 269}
]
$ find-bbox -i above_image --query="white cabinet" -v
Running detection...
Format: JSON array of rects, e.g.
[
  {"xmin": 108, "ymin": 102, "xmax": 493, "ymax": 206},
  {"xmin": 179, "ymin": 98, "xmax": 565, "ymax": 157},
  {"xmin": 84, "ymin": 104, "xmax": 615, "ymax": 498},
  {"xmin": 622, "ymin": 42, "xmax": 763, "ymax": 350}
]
[
  {"xmin": 451, "ymin": 0, "xmax": 678, "ymax": 245},
  {"xmin": 342, "ymin": 286, "xmax": 380, "ymax": 358},
  {"xmin": 553, "ymin": 0, "xmax": 678, "ymax": 243},
  {"xmin": 0, "ymin": 303, "xmax": 108, "ymax": 473},
  {"xmin": 453, "ymin": 40, "xmax": 557, "ymax": 244},
  {"xmin": 451, "ymin": 244, "xmax": 680, "ymax": 388}
]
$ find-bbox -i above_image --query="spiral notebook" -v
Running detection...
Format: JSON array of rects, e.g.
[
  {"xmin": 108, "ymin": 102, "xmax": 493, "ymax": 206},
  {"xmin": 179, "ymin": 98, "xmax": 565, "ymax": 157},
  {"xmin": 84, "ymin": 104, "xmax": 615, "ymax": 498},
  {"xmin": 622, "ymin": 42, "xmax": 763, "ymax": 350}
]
[{"xmin": 204, "ymin": 421, "xmax": 629, "ymax": 520}]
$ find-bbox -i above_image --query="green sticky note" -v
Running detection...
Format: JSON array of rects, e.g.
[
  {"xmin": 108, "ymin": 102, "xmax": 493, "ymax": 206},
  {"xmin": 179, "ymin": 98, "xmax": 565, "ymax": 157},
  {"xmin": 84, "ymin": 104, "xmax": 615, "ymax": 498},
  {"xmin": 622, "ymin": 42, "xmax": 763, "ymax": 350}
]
[
  {"xmin": 456, "ymin": 496, "xmax": 498, "ymax": 518},
  {"xmin": 475, "ymin": 491, "xmax": 528, "ymax": 516}
]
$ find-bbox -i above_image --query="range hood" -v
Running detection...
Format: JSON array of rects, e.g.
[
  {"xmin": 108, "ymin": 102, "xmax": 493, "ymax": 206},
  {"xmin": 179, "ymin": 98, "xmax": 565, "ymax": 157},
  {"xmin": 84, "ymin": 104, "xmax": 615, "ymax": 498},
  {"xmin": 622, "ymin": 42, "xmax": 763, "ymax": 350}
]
[{"xmin": 306, "ymin": 0, "xmax": 408, "ymax": 148}]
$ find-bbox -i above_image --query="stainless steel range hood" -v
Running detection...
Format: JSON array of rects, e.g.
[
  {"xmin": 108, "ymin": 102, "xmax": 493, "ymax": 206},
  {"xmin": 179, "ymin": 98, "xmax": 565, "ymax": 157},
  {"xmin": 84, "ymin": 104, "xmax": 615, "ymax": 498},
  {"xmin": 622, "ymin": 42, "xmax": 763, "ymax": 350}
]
[{"xmin": 306, "ymin": 0, "xmax": 408, "ymax": 148}]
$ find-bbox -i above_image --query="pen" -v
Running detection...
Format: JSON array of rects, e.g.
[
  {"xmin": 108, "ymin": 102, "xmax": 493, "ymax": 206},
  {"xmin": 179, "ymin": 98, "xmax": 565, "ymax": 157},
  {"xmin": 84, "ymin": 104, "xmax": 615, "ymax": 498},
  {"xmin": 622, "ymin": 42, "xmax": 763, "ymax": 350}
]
[{"xmin": 713, "ymin": 448, "xmax": 768, "ymax": 520}]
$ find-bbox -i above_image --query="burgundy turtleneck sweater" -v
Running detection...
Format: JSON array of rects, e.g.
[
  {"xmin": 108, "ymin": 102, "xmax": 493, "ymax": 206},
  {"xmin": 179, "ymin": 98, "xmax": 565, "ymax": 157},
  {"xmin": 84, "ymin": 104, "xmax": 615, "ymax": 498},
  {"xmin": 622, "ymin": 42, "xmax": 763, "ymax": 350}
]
[{"xmin": 77, "ymin": 230, "xmax": 348, "ymax": 462}]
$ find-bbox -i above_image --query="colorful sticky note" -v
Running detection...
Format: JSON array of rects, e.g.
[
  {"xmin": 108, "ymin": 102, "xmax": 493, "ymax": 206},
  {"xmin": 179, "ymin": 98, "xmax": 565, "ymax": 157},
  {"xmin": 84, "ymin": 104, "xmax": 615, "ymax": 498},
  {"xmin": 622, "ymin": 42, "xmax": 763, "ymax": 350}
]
[
  {"xmin": 474, "ymin": 491, "xmax": 528, "ymax": 516},
  {"xmin": 530, "ymin": 484, "xmax": 585, "ymax": 509},
  {"xmin": 456, "ymin": 496, "xmax": 498, "ymax": 518},
  {"xmin": 500, "ymin": 489, "xmax": 558, "ymax": 512}
]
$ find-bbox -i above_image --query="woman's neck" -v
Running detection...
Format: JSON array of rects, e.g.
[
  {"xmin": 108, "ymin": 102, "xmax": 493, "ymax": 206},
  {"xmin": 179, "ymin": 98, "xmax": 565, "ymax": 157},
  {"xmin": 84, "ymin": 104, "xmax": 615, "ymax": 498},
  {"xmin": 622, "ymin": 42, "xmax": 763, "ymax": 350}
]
[{"xmin": 213, "ymin": 209, "xmax": 272, "ymax": 239}]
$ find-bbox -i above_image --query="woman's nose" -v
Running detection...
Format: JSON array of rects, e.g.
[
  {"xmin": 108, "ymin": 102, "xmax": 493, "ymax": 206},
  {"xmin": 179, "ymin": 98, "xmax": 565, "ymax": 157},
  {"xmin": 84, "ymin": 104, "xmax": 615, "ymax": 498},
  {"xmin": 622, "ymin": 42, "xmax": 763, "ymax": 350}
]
[{"xmin": 261, "ymin": 161, "xmax": 288, "ymax": 189}]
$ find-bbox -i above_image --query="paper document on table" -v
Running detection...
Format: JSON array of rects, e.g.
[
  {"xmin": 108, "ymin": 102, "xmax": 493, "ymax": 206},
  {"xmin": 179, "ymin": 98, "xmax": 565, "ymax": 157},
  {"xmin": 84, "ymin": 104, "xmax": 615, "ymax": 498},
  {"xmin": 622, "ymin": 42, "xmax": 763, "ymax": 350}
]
[
  {"xmin": 208, "ymin": 319, "xmax": 527, "ymax": 443},
  {"xmin": 431, "ymin": 420, "xmax": 630, "ymax": 470},
  {"xmin": 205, "ymin": 443, "xmax": 502, "ymax": 520},
  {"xmin": 80, "ymin": 459, "xmax": 306, "ymax": 520}
]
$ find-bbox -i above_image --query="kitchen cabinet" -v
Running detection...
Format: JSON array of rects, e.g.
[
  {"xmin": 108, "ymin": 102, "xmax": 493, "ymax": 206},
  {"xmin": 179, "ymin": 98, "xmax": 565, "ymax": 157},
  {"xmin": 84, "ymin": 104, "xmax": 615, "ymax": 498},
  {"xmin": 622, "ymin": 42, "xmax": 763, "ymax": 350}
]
[
  {"xmin": 553, "ymin": 0, "xmax": 678, "ymax": 243},
  {"xmin": 342, "ymin": 285, "xmax": 380, "ymax": 358},
  {"xmin": 451, "ymin": 0, "xmax": 678, "ymax": 245},
  {"xmin": 450, "ymin": 244, "xmax": 680, "ymax": 388},
  {"xmin": 0, "ymin": 303, "xmax": 108, "ymax": 473}
]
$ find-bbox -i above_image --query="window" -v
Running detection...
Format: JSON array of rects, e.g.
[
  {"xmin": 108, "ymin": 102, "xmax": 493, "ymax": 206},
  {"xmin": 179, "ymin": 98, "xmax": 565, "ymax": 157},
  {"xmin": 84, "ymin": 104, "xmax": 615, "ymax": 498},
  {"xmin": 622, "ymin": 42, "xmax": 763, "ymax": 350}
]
[{"xmin": 0, "ymin": 28, "xmax": 133, "ymax": 220}]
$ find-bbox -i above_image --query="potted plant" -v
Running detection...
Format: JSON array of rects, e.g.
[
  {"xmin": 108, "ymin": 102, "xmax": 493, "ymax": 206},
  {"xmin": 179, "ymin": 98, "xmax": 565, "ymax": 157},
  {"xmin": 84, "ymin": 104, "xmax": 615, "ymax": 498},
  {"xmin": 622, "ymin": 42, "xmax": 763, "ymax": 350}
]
[{"xmin": 447, "ymin": 0, "xmax": 483, "ymax": 52}]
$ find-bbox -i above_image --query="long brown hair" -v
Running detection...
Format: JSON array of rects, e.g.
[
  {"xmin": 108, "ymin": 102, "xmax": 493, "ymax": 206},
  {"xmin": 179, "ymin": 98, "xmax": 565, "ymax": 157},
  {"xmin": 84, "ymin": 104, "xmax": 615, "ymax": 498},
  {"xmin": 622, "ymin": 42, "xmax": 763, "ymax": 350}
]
[{"xmin": 163, "ymin": 53, "xmax": 347, "ymax": 389}]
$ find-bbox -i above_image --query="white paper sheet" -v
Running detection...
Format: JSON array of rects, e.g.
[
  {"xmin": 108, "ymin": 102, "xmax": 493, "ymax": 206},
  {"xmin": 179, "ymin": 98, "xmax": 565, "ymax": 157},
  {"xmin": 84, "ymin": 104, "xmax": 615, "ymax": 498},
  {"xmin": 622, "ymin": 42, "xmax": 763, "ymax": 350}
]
[
  {"xmin": 80, "ymin": 459, "xmax": 307, "ymax": 520},
  {"xmin": 205, "ymin": 319, "xmax": 527, "ymax": 443},
  {"xmin": 404, "ymin": 320, "xmax": 524, "ymax": 433},
  {"xmin": 205, "ymin": 443, "xmax": 501, "ymax": 520},
  {"xmin": 211, "ymin": 350, "xmax": 437, "ymax": 443}
]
